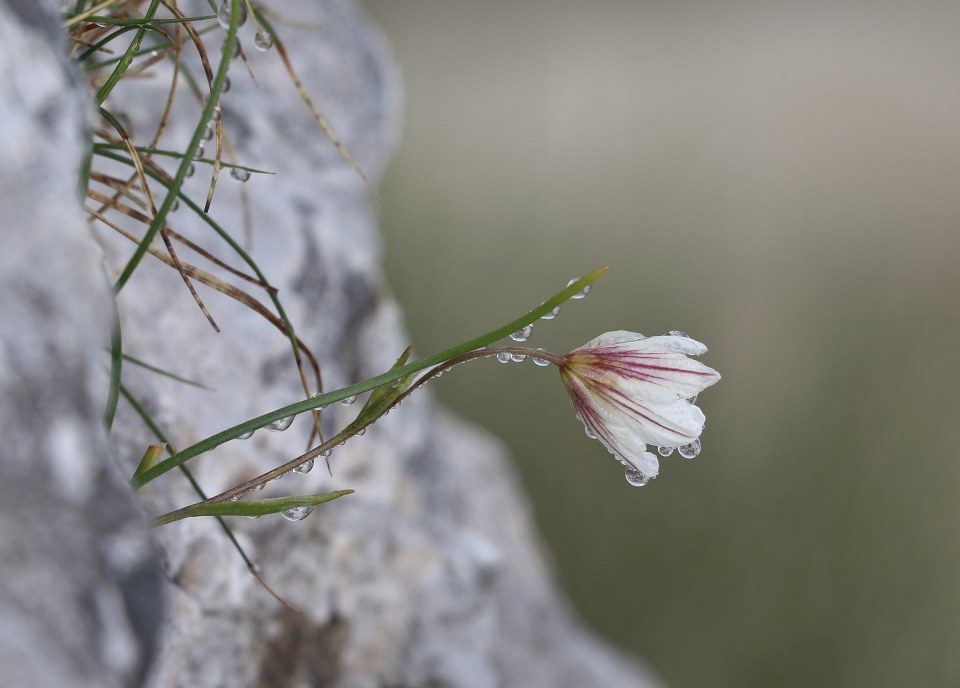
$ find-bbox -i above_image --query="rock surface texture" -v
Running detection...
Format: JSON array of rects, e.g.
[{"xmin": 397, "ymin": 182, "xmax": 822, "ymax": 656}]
[{"xmin": 0, "ymin": 1, "xmax": 660, "ymax": 686}]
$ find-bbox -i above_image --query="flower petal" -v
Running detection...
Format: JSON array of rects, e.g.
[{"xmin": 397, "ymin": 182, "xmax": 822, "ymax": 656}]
[{"xmin": 577, "ymin": 330, "xmax": 646, "ymax": 349}]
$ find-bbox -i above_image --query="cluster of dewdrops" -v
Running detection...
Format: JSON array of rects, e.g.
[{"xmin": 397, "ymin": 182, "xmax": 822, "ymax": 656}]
[
  {"xmin": 231, "ymin": 391, "xmax": 359, "ymax": 521},
  {"xmin": 496, "ymin": 278, "xmax": 590, "ymax": 365},
  {"xmin": 182, "ymin": 2, "xmax": 274, "ymax": 183}
]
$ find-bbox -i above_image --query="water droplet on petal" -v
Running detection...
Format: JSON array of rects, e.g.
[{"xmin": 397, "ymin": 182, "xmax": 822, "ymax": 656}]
[
  {"xmin": 540, "ymin": 305, "xmax": 560, "ymax": 320},
  {"xmin": 293, "ymin": 459, "xmax": 314, "ymax": 475},
  {"xmin": 509, "ymin": 352, "xmax": 526, "ymax": 363},
  {"xmin": 237, "ymin": 430, "xmax": 255, "ymax": 440},
  {"xmin": 252, "ymin": 482, "xmax": 266, "ymax": 492},
  {"xmin": 229, "ymin": 167, "xmax": 251, "ymax": 182},
  {"xmin": 531, "ymin": 349, "xmax": 550, "ymax": 366},
  {"xmin": 217, "ymin": 0, "xmax": 248, "ymax": 29},
  {"xmin": 266, "ymin": 415, "xmax": 294, "ymax": 432},
  {"xmin": 687, "ymin": 394, "xmax": 698, "ymax": 404},
  {"xmin": 625, "ymin": 467, "xmax": 651, "ymax": 487},
  {"xmin": 254, "ymin": 30, "xmax": 274, "ymax": 51},
  {"xmin": 657, "ymin": 446, "xmax": 674, "ymax": 457},
  {"xmin": 678, "ymin": 438, "xmax": 701, "ymax": 459},
  {"xmin": 668, "ymin": 330, "xmax": 687, "ymax": 337},
  {"xmin": 496, "ymin": 352, "xmax": 511, "ymax": 364},
  {"xmin": 339, "ymin": 395, "xmax": 357, "ymax": 406},
  {"xmin": 584, "ymin": 425, "xmax": 597, "ymax": 440},
  {"xmin": 281, "ymin": 505, "xmax": 314, "ymax": 522},
  {"xmin": 510, "ymin": 324, "xmax": 533, "ymax": 342}
]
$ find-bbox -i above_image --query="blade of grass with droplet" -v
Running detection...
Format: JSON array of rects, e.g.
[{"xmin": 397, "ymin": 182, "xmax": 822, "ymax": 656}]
[{"xmin": 153, "ymin": 490, "xmax": 354, "ymax": 526}]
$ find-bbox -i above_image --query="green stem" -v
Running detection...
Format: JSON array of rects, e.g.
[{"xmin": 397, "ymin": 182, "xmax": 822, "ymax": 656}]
[
  {"xmin": 95, "ymin": 0, "xmax": 162, "ymax": 105},
  {"xmin": 131, "ymin": 268, "xmax": 607, "ymax": 489},
  {"xmin": 111, "ymin": 0, "xmax": 239, "ymax": 293}
]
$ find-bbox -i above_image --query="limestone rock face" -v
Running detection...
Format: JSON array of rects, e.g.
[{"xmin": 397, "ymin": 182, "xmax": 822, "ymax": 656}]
[
  {"xmin": 1, "ymin": 1, "xmax": 660, "ymax": 686},
  {"xmin": 0, "ymin": 2, "xmax": 165, "ymax": 687}
]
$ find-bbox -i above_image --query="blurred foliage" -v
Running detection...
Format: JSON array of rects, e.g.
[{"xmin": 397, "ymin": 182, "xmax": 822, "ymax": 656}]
[{"xmin": 365, "ymin": 1, "xmax": 960, "ymax": 686}]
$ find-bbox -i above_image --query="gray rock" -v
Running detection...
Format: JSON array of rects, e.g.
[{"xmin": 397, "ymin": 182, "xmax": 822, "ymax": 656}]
[
  {"xmin": 1, "ymin": 1, "xmax": 660, "ymax": 686},
  {"xmin": 0, "ymin": 2, "xmax": 165, "ymax": 687}
]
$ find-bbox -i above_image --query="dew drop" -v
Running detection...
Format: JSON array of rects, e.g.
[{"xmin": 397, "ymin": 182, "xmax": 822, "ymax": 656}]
[
  {"xmin": 293, "ymin": 459, "xmax": 314, "ymax": 475},
  {"xmin": 266, "ymin": 415, "xmax": 294, "ymax": 432},
  {"xmin": 496, "ymin": 352, "xmax": 511, "ymax": 364},
  {"xmin": 320, "ymin": 449, "xmax": 332, "ymax": 459},
  {"xmin": 202, "ymin": 125, "xmax": 215, "ymax": 142},
  {"xmin": 252, "ymin": 482, "xmax": 266, "ymax": 492},
  {"xmin": 209, "ymin": 106, "xmax": 222, "ymax": 122},
  {"xmin": 229, "ymin": 167, "xmax": 251, "ymax": 182},
  {"xmin": 193, "ymin": 143, "xmax": 204, "ymax": 159},
  {"xmin": 510, "ymin": 324, "xmax": 533, "ymax": 342},
  {"xmin": 657, "ymin": 445, "xmax": 674, "ymax": 457},
  {"xmin": 509, "ymin": 352, "xmax": 526, "ymax": 363},
  {"xmin": 668, "ymin": 330, "xmax": 687, "ymax": 337},
  {"xmin": 584, "ymin": 425, "xmax": 597, "ymax": 440},
  {"xmin": 357, "ymin": 428, "xmax": 366, "ymax": 436},
  {"xmin": 687, "ymin": 394, "xmax": 698, "ymax": 404},
  {"xmin": 281, "ymin": 505, "xmax": 314, "ymax": 522},
  {"xmin": 566, "ymin": 278, "xmax": 591, "ymax": 300},
  {"xmin": 625, "ymin": 467, "xmax": 651, "ymax": 487},
  {"xmin": 540, "ymin": 305, "xmax": 560, "ymax": 320},
  {"xmin": 229, "ymin": 493, "xmax": 242, "ymax": 502},
  {"xmin": 254, "ymin": 30, "xmax": 274, "ymax": 51},
  {"xmin": 678, "ymin": 438, "xmax": 701, "ymax": 459},
  {"xmin": 169, "ymin": 199, "xmax": 180, "ymax": 212},
  {"xmin": 339, "ymin": 395, "xmax": 357, "ymax": 406},
  {"xmin": 217, "ymin": 0, "xmax": 248, "ymax": 29},
  {"xmin": 246, "ymin": 514, "xmax": 260, "ymax": 519},
  {"xmin": 237, "ymin": 430, "xmax": 255, "ymax": 440},
  {"xmin": 230, "ymin": 39, "xmax": 242, "ymax": 60},
  {"xmin": 185, "ymin": 163, "xmax": 196, "ymax": 178},
  {"xmin": 531, "ymin": 348, "xmax": 550, "ymax": 367},
  {"xmin": 221, "ymin": 76, "xmax": 231, "ymax": 93}
]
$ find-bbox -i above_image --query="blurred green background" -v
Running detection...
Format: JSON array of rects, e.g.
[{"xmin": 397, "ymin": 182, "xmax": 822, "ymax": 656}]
[{"xmin": 362, "ymin": 1, "xmax": 960, "ymax": 686}]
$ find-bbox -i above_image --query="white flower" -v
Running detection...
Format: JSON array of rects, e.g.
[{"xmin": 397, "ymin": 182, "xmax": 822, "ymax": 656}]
[{"xmin": 559, "ymin": 331, "xmax": 720, "ymax": 482}]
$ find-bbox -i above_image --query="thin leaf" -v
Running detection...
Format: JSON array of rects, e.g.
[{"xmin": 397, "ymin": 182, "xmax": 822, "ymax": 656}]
[{"xmin": 154, "ymin": 490, "xmax": 354, "ymax": 526}]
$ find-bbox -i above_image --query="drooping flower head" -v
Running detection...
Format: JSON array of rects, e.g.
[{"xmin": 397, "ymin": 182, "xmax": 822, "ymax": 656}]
[{"xmin": 559, "ymin": 331, "xmax": 720, "ymax": 485}]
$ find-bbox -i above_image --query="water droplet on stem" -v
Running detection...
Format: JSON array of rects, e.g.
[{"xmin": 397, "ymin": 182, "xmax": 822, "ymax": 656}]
[
  {"xmin": 229, "ymin": 167, "xmax": 251, "ymax": 182},
  {"xmin": 281, "ymin": 505, "xmax": 314, "ymax": 522},
  {"xmin": 217, "ymin": 0, "xmax": 248, "ymax": 29},
  {"xmin": 510, "ymin": 324, "xmax": 533, "ymax": 342},
  {"xmin": 266, "ymin": 415, "xmax": 294, "ymax": 432},
  {"xmin": 254, "ymin": 30, "xmax": 274, "ymax": 51},
  {"xmin": 293, "ymin": 459, "xmax": 314, "ymax": 475}
]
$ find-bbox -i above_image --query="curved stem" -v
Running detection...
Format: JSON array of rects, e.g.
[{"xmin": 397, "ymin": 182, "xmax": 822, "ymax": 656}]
[
  {"xmin": 133, "ymin": 268, "xmax": 606, "ymax": 489},
  {"xmin": 154, "ymin": 344, "xmax": 567, "ymax": 523}
]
